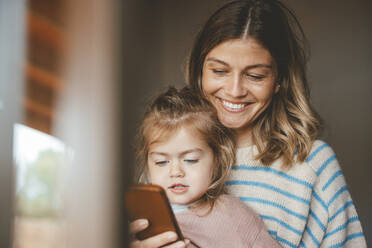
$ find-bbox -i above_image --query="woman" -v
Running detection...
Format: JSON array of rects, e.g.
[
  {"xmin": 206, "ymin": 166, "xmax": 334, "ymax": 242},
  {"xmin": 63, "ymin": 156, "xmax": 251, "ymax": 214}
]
[{"xmin": 130, "ymin": 0, "xmax": 367, "ymax": 247}]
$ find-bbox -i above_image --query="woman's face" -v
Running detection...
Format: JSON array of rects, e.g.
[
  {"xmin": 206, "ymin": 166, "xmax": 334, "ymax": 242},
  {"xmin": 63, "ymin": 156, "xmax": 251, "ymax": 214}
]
[{"xmin": 202, "ymin": 37, "xmax": 279, "ymax": 137}]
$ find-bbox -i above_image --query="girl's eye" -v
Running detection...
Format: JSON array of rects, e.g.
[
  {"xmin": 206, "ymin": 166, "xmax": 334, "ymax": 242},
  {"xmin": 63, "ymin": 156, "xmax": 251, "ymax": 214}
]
[
  {"xmin": 184, "ymin": 159, "xmax": 199, "ymax": 164},
  {"xmin": 155, "ymin": 161, "xmax": 169, "ymax": 166}
]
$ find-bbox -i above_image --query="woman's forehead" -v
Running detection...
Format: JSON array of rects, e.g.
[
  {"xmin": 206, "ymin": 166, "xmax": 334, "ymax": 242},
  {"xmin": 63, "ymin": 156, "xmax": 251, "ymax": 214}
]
[{"xmin": 205, "ymin": 38, "xmax": 273, "ymax": 67}]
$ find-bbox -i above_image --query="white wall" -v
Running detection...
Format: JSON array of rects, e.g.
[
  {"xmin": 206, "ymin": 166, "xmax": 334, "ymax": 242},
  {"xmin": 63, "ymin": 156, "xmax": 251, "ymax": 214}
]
[{"xmin": 0, "ymin": 1, "xmax": 26, "ymax": 246}]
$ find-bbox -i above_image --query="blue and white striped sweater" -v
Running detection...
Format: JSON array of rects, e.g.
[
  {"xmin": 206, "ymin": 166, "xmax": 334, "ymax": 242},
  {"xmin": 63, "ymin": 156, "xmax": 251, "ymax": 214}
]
[{"xmin": 225, "ymin": 140, "xmax": 366, "ymax": 248}]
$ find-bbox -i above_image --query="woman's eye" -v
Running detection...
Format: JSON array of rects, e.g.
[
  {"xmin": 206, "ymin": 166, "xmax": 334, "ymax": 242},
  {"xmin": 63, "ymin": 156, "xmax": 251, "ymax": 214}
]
[
  {"xmin": 246, "ymin": 74, "xmax": 265, "ymax": 81},
  {"xmin": 155, "ymin": 161, "xmax": 168, "ymax": 166},
  {"xmin": 212, "ymin": 69, "xmax": 227, "ymax": 75}
]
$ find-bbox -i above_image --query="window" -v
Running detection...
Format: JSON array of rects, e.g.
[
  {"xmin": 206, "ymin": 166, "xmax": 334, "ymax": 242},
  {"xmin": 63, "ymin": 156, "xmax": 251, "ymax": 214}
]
[{"xmin": 13, "ymin": 123, "xmax": 67, "ymax": 248}]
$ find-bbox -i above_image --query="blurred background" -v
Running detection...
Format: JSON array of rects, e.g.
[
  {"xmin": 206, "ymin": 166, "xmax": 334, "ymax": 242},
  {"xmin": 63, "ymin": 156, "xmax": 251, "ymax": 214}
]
[{"xmin": 0, "ymin": 0, "xmax": 371, "ymax": 247}]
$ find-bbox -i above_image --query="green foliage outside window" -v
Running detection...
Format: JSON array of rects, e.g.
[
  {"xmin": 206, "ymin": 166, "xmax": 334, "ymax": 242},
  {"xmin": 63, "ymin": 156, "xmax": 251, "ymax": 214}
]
[{"xmin": 16, "ymin": 149, "xmax": 64, "ymax": 218}]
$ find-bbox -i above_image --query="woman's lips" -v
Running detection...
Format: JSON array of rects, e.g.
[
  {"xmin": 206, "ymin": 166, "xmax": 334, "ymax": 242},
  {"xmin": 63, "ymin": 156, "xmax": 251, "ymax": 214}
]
[{"xmin": 168, "ymin": 184, "xmax": 189, "ymax": 194}]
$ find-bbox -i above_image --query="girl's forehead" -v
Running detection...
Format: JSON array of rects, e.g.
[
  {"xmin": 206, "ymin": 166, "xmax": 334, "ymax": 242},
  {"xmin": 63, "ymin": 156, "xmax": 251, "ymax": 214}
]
[{"xmin": 148, "ymin": 124, "xmax": 203, "ymax": 144}]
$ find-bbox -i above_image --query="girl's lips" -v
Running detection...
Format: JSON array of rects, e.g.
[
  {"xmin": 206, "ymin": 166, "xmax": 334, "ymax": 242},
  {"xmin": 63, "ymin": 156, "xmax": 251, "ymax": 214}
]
[{"xmin": 168, "ymin": 184, "xmax": 189, "ymax": 194}]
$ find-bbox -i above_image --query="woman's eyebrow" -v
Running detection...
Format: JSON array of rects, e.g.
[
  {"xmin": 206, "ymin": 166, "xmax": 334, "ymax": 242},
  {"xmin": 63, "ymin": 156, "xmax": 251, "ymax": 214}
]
[
  {"xmin": 206, "ymin": 57, "xmax": 272, "ymax": 70},
  {"xmin": 244, "ymin": 64, "xmax": 272, "ymax": 70},
  {"xmin": 205, "ymin": 57, "xmax": 229, "ymax": 66}
]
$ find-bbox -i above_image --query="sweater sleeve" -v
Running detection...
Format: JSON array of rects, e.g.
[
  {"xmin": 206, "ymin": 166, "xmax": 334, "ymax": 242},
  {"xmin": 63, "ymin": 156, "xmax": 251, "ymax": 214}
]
[
  {"xmin": 304, "ymin": 141, "xmax": 366, "ymax": 247},
  {"xmin": 253, "ymin": 224, "xmax": 283, "ymax": 248},
  {"xmin": 176, "ymin": 194, "xmax": 282, "ymax": 248}
]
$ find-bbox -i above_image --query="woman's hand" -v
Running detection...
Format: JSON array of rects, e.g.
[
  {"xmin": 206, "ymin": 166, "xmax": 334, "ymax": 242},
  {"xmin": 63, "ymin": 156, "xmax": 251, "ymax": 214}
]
[{"xmin": 129, "ymin": 219, "xmax": 189, "ymax": 248}]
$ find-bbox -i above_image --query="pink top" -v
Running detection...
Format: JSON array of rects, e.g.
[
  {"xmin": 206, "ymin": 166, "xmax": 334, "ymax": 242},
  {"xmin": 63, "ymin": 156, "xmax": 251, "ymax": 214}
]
[{"xmin": 175, "ymin": 194, "xmax": 280, "ymax": 248}]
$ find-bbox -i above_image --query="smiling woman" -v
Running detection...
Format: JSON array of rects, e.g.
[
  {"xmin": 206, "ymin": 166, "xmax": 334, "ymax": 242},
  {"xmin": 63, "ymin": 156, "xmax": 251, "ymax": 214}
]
[
  {"xmin": 188, "ymin": 0, "xmax": 320, "ymax": 167},
  {"xmin": 184, "ymin": 0, "xmax": 367, "ymax": 247},
  {"xmin": 202, "ymin": 37, "xmax": 279, "ymax": 147}
]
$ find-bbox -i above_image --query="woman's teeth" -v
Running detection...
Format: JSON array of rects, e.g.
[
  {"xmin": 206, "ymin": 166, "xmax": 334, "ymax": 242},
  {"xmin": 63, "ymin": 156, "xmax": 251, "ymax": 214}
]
[{"xmin": 222, "ymin": 100, "xmax": 246, "ymax": 110}]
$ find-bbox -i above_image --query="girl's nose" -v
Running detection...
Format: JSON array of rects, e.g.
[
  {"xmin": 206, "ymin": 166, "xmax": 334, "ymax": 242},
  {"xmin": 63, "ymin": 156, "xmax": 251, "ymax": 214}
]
[{"xmin": 169, "ymin": 162, "xmax": 185, "ymax": 178}]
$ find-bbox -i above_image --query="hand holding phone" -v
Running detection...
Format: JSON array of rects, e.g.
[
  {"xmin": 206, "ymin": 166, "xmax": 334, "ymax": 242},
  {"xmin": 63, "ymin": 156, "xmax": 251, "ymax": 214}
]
[{"xmin": 125, "ymin": 184, "xmax": 184, "ymax": 242}]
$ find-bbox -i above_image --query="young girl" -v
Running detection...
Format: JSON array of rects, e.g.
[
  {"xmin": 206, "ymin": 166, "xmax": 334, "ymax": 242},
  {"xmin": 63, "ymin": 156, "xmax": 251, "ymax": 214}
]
[{"xmin": 134, "ymin": 86, "xmax": 280, "ymax": 248}]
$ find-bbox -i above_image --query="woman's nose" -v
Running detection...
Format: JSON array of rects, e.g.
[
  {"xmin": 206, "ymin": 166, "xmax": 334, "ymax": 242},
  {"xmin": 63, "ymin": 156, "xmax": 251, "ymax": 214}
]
[
  {"xmin": 225, "ymin": 73, "xmax": 247, "ymax": 97},
  {"xmin": 169, "ymin": 162, "xmax": 185, "ymax": 178}
]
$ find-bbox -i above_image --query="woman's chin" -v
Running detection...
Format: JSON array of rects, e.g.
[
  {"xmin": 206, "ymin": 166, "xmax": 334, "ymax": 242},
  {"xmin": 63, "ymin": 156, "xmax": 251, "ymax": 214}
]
[{"xmin": 220, "ymin": 118, "xmax": 249, "ymax": 130}]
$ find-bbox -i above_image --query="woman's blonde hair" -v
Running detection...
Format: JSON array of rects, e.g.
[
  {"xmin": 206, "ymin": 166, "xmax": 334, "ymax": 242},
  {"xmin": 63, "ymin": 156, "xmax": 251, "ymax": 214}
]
[
  {"xmin": 135, "ymin": 86, "xmax": 235, "ymax": 206},
  {"xmin": 187, "ymin": 0, "xmax": 321, "ymax": 168}
]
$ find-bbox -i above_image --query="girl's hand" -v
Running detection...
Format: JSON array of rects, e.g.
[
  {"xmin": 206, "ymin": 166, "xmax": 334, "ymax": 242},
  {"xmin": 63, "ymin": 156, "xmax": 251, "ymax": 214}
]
[{"xmin": 129, "ymin": 219, "xmax": 189, "ymax": 248}]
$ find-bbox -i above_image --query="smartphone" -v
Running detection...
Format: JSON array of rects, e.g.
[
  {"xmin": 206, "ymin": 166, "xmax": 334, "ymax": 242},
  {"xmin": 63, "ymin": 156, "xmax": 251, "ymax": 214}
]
[{"xmin": 124, "ymin": 184, "xmax": 184, "ymax": 241}]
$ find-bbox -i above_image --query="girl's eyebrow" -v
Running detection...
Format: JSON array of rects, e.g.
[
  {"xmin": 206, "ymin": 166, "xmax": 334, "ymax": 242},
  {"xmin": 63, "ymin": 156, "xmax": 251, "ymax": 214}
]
[
  {"xmin": 180, "ymin": 148, "xmax": 203, "ymax": 156},
  {"xmin": 206, "ymin": 57, "xmax": 272, "ymax": 70},
  {"xmin": 149, "ymin": 149, "xmax": 202, "ymax": 156}
]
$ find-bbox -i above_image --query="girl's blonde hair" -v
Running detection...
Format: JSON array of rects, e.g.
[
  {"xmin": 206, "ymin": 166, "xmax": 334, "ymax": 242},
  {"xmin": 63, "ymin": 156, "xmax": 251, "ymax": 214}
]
[
  {"xmin": 187, "ymin": 0, "xmax": 321, "ymax": 168},
  {"xmin": 135, "ymin": 86, "xmax": 235, "ymax": 206}
]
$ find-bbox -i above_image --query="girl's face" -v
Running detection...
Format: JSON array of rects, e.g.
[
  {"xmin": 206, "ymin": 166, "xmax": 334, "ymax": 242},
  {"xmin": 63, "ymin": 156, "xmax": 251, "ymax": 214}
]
[
  {"xmin": 147, "ymin": 126, "xmax": 214, "ymax": 205},
  {"xmin": 202, "ymin": 38, "xmax": 279, "ymax": 141}
]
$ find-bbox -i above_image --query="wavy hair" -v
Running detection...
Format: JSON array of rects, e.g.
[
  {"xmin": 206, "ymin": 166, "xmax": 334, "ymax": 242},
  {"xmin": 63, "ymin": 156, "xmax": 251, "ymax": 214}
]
[
  {"xmin": 135, "ymin": 87, "xmax": 235, "ymax": 207},
  {"xmin": 187, "ymin": 0, "xmax": 321, "ymax": 168}
]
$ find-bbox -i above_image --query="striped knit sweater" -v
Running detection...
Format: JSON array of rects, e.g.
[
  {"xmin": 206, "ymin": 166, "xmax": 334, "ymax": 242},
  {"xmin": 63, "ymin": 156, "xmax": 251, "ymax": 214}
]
[{"xmin": 225, "ymin": 140, "xmax": 366, "ymax": 248}]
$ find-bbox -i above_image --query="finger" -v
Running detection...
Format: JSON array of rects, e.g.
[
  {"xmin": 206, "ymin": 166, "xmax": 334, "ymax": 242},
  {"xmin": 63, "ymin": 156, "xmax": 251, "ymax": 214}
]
[
  {"xmin": 161, "ymin": 240, "xmax": 187, "ymax": 248},
  {"xmin": 140, "ymin": 231, "xmax": 179, "ymax": 248},
  {"xmin": 130, "ymin": 239, "xmax": 186, "ymax": 248},
  {"xmin": 184, "ymin": 239, "xmax": 190, "ymax": 247},
  {"xmin": 129, "ymin": 219, "xmax": 149, "ymax": 235},
  {"xmin": 129, "ymin": 240, "xmax": 141, "ymax": 248}
]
